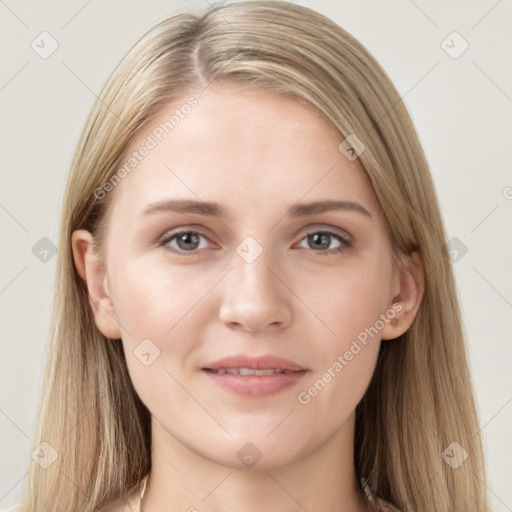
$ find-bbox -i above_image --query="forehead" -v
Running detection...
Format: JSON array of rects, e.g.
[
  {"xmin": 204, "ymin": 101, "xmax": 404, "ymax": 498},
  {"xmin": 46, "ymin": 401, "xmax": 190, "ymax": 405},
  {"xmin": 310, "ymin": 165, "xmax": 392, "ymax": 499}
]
[{"xmin": 108, "ymin": 84, "xmax": 382, "ymax": 223}]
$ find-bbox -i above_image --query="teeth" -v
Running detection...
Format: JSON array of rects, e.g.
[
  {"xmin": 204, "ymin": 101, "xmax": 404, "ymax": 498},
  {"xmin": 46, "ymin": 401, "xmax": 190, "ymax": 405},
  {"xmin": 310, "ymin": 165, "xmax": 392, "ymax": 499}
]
[{"xmin": 214, "ymin": 368, "xmax": 287, "ymax": 375}]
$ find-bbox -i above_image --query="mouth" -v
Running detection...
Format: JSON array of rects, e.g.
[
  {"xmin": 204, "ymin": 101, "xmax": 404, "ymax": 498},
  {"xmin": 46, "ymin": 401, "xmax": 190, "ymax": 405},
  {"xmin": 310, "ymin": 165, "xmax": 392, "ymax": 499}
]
[
  {"xmin": 202, "ymin": 354, "xmax": 308, "ymax": 397},
  {"xmin": 203, "ymin": 354, "xmax": 306, "ymax": 372},
  {"xmin": 204, "ymin": 367, "xmax": 297, "ymax": 375}
]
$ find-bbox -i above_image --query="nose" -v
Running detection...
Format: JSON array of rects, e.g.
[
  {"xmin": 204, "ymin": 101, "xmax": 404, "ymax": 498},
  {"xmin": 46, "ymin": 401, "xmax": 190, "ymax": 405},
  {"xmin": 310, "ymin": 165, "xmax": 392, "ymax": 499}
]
[{"xmin": 219, "ymin": 247, "xmax": 293, "ymax": 333}]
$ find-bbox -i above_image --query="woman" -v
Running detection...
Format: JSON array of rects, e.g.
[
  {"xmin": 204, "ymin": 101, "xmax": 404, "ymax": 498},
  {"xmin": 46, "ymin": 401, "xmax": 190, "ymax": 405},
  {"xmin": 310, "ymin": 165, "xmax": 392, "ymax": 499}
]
[{"xmin": 12, "ymin": 1, "xmax": 489, "ymax": 511}]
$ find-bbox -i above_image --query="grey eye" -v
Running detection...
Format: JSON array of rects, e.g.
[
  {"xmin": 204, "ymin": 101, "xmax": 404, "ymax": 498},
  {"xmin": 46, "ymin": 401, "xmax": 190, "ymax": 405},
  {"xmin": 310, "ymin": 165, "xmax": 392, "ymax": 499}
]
[
  {"xmin": 298, "ymin": 232, "xmax": 343, "ymax": 251},
  {"xmin": 165, "ymin": 231, "xmax": 210, "ymax": 252}
]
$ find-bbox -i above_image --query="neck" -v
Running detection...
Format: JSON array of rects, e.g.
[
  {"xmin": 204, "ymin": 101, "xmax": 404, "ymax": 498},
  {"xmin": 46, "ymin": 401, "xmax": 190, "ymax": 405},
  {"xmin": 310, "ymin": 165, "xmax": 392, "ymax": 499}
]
[{"xmin": 142, "ymin": 412, "xmax": 370, "ymax": 512}]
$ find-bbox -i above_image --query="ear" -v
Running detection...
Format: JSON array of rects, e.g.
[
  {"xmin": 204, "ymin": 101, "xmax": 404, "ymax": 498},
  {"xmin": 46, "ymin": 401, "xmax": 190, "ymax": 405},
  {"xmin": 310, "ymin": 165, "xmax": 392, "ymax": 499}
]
[
  {"xmin": 71, "ymin": 229, "xmax": 122, "ymax": 339},
  {"xmin": 381, "ymin": 250, "xmax": 424, "ymax": 341}
]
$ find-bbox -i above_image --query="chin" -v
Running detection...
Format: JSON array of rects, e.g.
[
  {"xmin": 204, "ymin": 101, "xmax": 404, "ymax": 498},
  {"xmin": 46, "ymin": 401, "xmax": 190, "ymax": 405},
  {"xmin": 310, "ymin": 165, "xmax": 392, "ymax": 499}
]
[{"xmin": 200, "ymin": 433, "xmax": 312, "ymax": 472}]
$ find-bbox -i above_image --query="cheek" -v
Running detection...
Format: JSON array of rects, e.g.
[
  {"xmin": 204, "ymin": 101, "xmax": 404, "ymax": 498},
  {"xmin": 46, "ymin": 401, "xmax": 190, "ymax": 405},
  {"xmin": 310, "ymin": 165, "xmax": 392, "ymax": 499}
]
[
  {"xmin": 108, "ymin": 257, "xmax": 221, "ymax": 392},
  {"xmin": 295, "ymin": 273, "xmax": 384, "ymax": 424},
  {"xmin": 296, "ymin": 346, "xmax": 378, "ymax": 438},
  {"xmin": 305, "ymin": 255, "xmax": 393, "ymax": 344},
  {"xmin": 110, "ymin": 257, "xmax": 217, "ymax": 336},
  {"xmin": 294, "ymin": 257, "xmax": 390, "ymax": 411}
]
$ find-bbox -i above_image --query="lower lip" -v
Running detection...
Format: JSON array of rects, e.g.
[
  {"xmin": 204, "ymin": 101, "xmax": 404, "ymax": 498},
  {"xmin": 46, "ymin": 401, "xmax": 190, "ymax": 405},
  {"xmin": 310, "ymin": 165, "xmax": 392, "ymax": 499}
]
[{"xmin": 202, "ymin": 370, "xmax": 307, "ymax": 397}]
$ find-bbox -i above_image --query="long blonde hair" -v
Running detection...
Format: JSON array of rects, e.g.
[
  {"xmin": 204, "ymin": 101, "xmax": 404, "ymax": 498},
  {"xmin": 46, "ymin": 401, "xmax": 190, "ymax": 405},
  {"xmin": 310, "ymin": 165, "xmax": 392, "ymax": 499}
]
[{"xmin": 20, "ymin": 1, "xmax": 489, "ymax": 510}]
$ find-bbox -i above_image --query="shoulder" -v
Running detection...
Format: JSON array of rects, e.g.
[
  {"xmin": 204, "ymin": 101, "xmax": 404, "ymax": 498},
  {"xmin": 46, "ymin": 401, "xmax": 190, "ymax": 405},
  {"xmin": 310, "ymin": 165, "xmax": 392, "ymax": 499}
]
[
  {"xmin": 0, "ymin": 489, "xmax": 140, "ymax": 512},
  {"xmin": 98, "ymin": 487, "xmax": 140, "ymax": 512}
]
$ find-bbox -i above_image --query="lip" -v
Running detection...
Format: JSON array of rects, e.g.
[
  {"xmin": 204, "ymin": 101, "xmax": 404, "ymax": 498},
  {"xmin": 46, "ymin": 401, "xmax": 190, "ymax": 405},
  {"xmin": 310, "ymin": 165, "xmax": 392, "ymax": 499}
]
[
  {"xmin": 204, "ymin": 354, "xmax": 306, "ymax": 372},
  {"xmin": 202, "ymin": 354, "xmax": 308, "ymax": 397}
]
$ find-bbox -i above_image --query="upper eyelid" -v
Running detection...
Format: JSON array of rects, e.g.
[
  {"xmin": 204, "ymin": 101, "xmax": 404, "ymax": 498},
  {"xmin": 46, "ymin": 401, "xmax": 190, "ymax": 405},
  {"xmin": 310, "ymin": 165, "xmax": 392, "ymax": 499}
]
[{"xmin": 301, "ymin": 226, "xmax": 351, "ymax": 240}]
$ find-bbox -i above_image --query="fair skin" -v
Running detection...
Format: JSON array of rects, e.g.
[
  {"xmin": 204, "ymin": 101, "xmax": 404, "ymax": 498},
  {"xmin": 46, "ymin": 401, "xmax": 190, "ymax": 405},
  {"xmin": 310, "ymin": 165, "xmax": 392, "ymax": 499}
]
[{"xmin": 72, "ymin": 83, "xmax": 423, "ymax": 512}]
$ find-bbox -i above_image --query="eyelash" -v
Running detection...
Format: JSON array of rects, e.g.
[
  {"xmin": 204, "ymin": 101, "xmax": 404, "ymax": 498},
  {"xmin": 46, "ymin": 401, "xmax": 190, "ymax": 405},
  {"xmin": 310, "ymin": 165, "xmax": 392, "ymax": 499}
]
[{"xmin": 158, "ymin": 228, "xmax": 353, "ymax": 256}]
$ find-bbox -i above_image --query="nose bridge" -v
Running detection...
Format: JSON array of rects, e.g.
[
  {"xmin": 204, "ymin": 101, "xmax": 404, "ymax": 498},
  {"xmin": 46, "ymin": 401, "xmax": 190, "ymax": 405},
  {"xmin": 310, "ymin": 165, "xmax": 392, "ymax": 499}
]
[
  {"xmin": 219, "ymin": 235, "xmax": 292, "ymax": 330},
  {"xmin": 230, "ymin": 236, "xmax": 280, "ymax": 300}
]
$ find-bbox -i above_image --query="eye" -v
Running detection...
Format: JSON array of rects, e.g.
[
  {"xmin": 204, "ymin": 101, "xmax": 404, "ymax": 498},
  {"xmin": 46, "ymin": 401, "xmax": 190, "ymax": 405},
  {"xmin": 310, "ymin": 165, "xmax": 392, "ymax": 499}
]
[
  {"xmin": 159, "ymin": 230, "xmax": 212, "ymax": 253},
  {"xmin": 297, "ymin": 230, "xmax": 352, "ymax": 254},
  {"xmin": 158, "ymin": 228, "xmax": 353, "ymax": 256}
]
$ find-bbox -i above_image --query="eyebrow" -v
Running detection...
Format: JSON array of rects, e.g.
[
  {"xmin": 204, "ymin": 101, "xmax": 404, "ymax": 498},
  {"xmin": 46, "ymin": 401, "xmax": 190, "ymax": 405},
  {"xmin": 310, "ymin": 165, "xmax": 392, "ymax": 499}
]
[{"xmin": 142, "ymin": 198, "xmax": 372, "ymax": 220}]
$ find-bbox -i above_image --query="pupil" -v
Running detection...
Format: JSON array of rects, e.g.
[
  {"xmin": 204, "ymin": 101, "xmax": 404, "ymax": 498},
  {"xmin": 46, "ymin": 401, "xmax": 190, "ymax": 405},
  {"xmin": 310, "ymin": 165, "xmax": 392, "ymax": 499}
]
[
  {"xmin": 310, "ymin": 233, "xmax": 330, "ymax": 250},
  {"xmin": 178, "ymin": 232, "xmax": 199, "ymax": 250}
]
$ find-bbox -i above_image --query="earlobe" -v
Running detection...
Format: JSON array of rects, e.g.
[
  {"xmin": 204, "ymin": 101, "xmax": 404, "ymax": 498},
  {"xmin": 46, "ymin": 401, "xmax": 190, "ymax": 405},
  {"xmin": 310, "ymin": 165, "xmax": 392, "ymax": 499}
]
[
  {"xmin": 71, "ymin": 230, "xmax": 122, "ymax": 339},
  {"xmin": 381, "ymin": 250, "xmax": 425, "ymax": 341}
]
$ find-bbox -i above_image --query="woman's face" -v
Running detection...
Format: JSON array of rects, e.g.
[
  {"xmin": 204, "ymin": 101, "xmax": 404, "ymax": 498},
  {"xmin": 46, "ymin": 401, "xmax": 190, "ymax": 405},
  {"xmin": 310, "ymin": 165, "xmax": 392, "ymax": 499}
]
[{"xmin": 76, "ymin": 83, "xmax": 405, "ymax": 470}]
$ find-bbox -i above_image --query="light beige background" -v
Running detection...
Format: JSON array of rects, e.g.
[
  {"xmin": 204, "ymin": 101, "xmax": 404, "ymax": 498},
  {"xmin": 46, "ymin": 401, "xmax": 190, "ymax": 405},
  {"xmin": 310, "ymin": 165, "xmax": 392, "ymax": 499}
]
[{"xmin": 1, "ymin": 0, "xmax": 511, "ymax": 509}]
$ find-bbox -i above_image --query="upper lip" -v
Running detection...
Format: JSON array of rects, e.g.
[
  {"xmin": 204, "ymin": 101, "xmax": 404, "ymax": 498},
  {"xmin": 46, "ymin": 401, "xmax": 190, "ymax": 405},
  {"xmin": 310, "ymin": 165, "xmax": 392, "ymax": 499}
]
[{"xmin": 203, "ymin": 354, "xmax": 306, "ymax": 372}]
